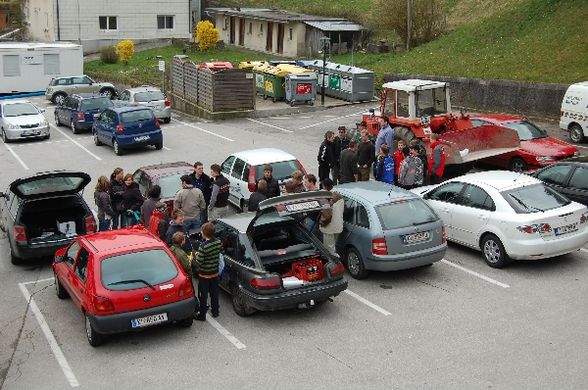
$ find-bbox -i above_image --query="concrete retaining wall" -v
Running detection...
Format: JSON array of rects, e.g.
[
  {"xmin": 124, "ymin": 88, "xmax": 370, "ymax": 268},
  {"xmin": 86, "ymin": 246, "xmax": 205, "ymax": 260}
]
[{"xmin": 383, "ymin": 73, "xmax": 570, "ymax": 119}]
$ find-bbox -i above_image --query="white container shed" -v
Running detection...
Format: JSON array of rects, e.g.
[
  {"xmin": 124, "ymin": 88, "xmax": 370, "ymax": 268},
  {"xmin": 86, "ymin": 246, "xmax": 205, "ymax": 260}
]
[{"xmin": 0, "ymin": 42, "xmax": 83, "ymax": 94}]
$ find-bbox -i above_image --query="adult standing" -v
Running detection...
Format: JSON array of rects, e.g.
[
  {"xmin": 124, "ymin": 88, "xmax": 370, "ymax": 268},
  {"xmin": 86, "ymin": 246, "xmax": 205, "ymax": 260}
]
[
  {"xmin": 357, "ymin": 130, "xmax": 375, "ymax": 181},
  {"xmin": 248, "ymin": 179, "xmax": 267, "ymax": 212},
  {"xmin": 174, "ymin": 175, "xmax": 206, "ymax": 232},
  {"xmin": 194, "ymin": 222, "xmax": 222, "ymax": 321},
  {"xmin": 338, "ymin": 139, "xmax": 359, "ymax": 184},
  {"xmin": 317, "ymin": 131, "xmax": 336, "ymax": 186},
  {"xmin": 121, "ymin": 174, "xmax": 143, "ymax": 227},
  {"xmin": 257, "ymin": 164, "xmax": 280, "ymax": 198},
  {"xmin": 332, "ymin": 126, "xmax": 350, "ymax": 184},
  {"xmin": 109, "ymin": 167, "xmax": 125, "ymax": 229},
  {"xmin": 140, "ymin": 185, "xmax": 161, "ymax": 225},
  {"xmin": 319, "ymin": 192, "xmax": 344, "ymax": 256},
  {"xmin": 94, "ymin": 176, "xmax": 114, "ymax": 231},
  {"xmin": 189, "ymin": 161, "xmax": 212, "ymax": 222},
  {"xmin": 208, "ymin": 164, "xmax": 230, "ymax": 221},
  {"xmin": 429, "ymin": 134, "xmax": 446, "ymax": 184},
  {"xmin": 375, "ymin": 116, "xmax": 394, "ymax": 158}
]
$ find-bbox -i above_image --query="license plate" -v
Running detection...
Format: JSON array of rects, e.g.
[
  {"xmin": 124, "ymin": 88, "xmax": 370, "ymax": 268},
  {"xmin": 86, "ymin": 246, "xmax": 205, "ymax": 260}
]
[
  {"xmin": 134, "ymin": 135, "xmax": 150, "ymax": 142},
  {"xmin": 403, "ymin": 231, "xmax": 430, "ymax": 244},
  {"xmin": 554, "ymin": 223, "xmax": 578, "ymax": 236},
  {"xmin": 130, "ymin": 312, "xmax": 167, "ymax": 328},
  {"xmin": 23, "ymin": 131, "xmax": 40, "ymax": 136},
  {"xmin": 285, "ymin": 201, "xmax": 320, "ymax": 212}
]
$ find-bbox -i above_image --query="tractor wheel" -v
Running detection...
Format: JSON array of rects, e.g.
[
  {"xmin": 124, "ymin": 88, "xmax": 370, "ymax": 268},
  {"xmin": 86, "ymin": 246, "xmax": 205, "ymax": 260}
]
[{"xmin": 393, "ymin": 126, "xmax": 418, "ymax": 149}]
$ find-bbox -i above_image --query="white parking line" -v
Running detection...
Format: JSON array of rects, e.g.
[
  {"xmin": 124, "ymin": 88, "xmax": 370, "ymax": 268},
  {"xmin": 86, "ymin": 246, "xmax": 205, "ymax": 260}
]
[
  {"xmin": 163, "ymin": 146, "xmax": 172, "ymax": 151},
  {"xmin": 205, "ymin": 314, "xmax": 246, "ymax": 350},
  {"xmin": 49, "ymin": 124, "xmax": 102, "ymax": 161},
  {"xmin": 21, "ymin": 277, "xmax": 55, "ymax": 285},
  {"xmin": 246, "ymin": 118, "xmax": 293, "ymax": 133},
  {"xmin": 18, "ymin": 281, "xmax": 80, "ymax": 387},
  {"xmin": 344, "ymin": 289, "xmax": 391, "ymax": 316},
  {"xmin": 2, "ymin": 142, "xmax": 29, "ymax": 170},
  {"xmin": 440, "ymin": 259, "xmax": 510, "ymax": 288},
  {"xmin": 174, "ymin": 120, "xmax": 234, "ymax": 142},
  {"xmin": 298, "ymin": 110, "xmax": 367, "ymax": 130}
]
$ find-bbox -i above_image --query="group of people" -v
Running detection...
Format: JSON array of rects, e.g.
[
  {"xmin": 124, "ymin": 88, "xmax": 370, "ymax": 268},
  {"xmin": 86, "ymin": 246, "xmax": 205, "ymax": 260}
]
[
  {"xmin": 316, "ymin": 117, "xmax": 447, "ymax": 189},
  {"xmin": 93, "ymin": 162, "xmax": 232, "ymax": 321}
]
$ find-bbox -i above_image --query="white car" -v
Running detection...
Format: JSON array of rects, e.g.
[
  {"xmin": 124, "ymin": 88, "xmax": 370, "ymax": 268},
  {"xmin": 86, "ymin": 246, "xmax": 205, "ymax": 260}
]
[
  {"xmin": 411, "ymin": 171, "xmax": 588, "ymax": 268},
  {"xmin": 118, "ymin": 86, "xmax": 171, "ymax": 123},
  {"xmin": 0, "ymin": 99, "xmax": 50, "ymax": 142},
  {"xmin": 220, "ymin": 148, "xmax": 306, "ymax": 211}
]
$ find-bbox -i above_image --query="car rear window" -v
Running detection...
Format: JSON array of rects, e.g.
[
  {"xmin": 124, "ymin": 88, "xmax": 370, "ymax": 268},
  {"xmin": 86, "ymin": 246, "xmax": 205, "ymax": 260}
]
[
  {"xmin": 376, "ymin": 198, "xmax": 439, "ymax": 230},
  {"xmin": 80, "ymin": 98, "xmax": 113, "ymax": 111},
  {"xmin": 15, "ymin": 176, "xmax": 86, "ymax": 196},
  {"xmin": 134, "ymin": 91, "xmax": 165, "ymax": 102},
  {"xmin": 121, "ymin": 109, "xmax": 154, "ymax": 123},
  {"xmin": 158, "ymin": 174, "xmax": 184, "ymax": 199},
  {"xmin": 255, "ymin": 160, "xmax": 301, "ymax": 181},
  {"xmin": 101, "ymin": 249, "xmax": 178, "ymax": 291},
  {"xmin": 502, "ymin": 183, "xmax": 570, "ymax": 213}
]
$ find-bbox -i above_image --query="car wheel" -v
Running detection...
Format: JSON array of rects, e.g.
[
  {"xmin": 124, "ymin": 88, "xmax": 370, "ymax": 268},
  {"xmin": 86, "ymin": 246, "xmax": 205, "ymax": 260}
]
[
  {"xmin": 85, "ymin": 314, "xmax": 104, "ymax": 347},
  {"xmin": 154, "ymin": 141, "xmax": 163, "ymax": 150},
  {"xmin": 1, "ymin": 128, "xmax": 10, "ymax": 143},
  {"xmin": 113, "ymin": 139, "xmax": 123, "ymax": 155},
  {"xmin": 163, "ymin": 117, "xmax": 171, "ymax": 124},
  {"xmin": 231, "ymin": 284, "xmax": 256, "ymax": 317},
  {"xmin": 345, "ymin": 247, "xmax": 369, "ymax": 279},
  {"xmin": 481, "ymin": 234, "xmax": 510, "ymax": 268},
  {"xmin": 93, "ymin": 130, "xmax": 102, "ymax": 146},
  {"xmin": 54, "ymin": 271, "xmax": 69, "ymax": 299},
  {"xmin": 54, "ymin": 112, "xmax": 61, "ymax": 126},
  {"xmin": 508, "ymin": 157, "xmax": 527, "ymax": 172},
  {"xmin": 178, "ymin": 316, "xmax": 193, "ymax": 328},
  {"xmin": 52, "ymin": 93, "xmax": 66, "ymax": 106},
  {"xmin": 100, "ymin": 88, "xmax": 115, "ymax": 99},
  {"xmin": 70, "ymin": 119, "xmax": 79, "ymax": 135},
  {"xmin": 569, "ymin": 124, "xmax": 585, "ymax": 144}
]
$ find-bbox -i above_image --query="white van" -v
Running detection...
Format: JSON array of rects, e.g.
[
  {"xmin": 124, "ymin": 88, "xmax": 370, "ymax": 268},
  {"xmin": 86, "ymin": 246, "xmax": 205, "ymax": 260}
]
[{"xmin": 560, "ymin": 81, "xmax": 588, "ymax": 143}]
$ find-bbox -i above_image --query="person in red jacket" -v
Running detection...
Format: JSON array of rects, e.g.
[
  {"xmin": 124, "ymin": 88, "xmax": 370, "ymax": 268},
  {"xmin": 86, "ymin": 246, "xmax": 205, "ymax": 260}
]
[
  {"xmin": 393, "ymin": 139, "xmax": 406, "ymax": 183},
  {"xmin": 148, "ymin": 202, "xmax": 170, "ymax": 241},
  {"xmin": 428, "ymin": 134, "xmax": 446, "ymax": 184}
]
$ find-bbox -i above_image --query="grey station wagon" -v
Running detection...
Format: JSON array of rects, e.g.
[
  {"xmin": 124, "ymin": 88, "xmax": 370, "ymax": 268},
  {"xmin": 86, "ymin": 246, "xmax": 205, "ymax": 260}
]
[{"xmin": 334, "ymin": 181, "xmax": 447, "ymax": 279}]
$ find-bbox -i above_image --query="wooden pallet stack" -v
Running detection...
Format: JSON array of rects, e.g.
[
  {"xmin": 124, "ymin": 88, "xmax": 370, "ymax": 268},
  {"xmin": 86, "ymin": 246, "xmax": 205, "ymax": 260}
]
[{"xmin": 197, "ymin": 68, "xmax": 255, "ymax": 112}]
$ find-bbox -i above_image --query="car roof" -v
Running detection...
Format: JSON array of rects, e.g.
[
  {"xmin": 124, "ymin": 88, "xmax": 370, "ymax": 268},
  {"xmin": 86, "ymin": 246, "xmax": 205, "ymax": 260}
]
[
  {"xmin": 126, "ymin": 86, "xmax": 162, "ymax": 93},
  {"xmin": 381, "ymin": 79, "xmax": 447, "ymax": 92},
  {"xmin": 83, "ymin": 228, "xmax": 165, "ymax": 256},
  {"xmin": 0, "ymin": 99, "xmax": 32, "ymax": 105},
  {"xmin": 472, "ymin": 113, "xmax": 524, "ymax": 124},
  {"xmin": 451, "ymin": 170, "xmax": 540, "ymax": 191},
  {"xmin": 53, "ymin": 75, "xmax": 88, "ymax": 79},
  {"xmin": 110, "ymin": 105, "xmax": 153, "ymax": 114},
  {"xmin": 335, "ymin": 181, "xmax": 418, "ymax": 204},
  {"xmin": 136, "ymin": 161, "xmax": 193, "ymax": 177},
  {"xmin": 230, "ymin": 148, "xmax": 297, "ymax": 165},
  {"xmin": 72, "ymin": 93, "xmax": 106, "ymax": 100}
]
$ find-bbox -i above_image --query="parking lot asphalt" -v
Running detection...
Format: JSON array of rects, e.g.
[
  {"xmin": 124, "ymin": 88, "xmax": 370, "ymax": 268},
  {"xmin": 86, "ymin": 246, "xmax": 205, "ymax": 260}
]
[{"xmin": 0, "ymin": 97, "xmax": 587, "ymax": 390}]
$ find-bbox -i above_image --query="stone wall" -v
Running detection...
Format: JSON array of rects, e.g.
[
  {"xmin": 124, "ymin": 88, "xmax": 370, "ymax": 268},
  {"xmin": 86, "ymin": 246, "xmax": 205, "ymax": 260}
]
[{"xmin": 383, "ymin": 73, "xmax": 570, "ymax": 119}]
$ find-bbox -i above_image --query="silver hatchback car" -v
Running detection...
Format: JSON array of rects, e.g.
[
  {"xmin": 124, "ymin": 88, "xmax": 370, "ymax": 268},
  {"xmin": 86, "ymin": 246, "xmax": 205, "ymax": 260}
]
[
  {"xmin": 0, "ymin": 99, "xmax": 50, "ymax": 142},
  {"xmin": 118, "ymin": 86, "xmax": 171, "ymax": 123},
  {"xmin": 334, "ymin": 181, "xmax": 447, "ymax": 279}
]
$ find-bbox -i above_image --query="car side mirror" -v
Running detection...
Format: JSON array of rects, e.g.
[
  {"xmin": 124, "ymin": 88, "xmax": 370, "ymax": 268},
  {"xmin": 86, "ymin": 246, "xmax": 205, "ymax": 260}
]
[
  {"xmin": 54, "ymin": 255, "xmax": 64, "ymax": 263},
  {"xmin": 40, "ymin": 108, "xmax": 46, "ymax": 113}
]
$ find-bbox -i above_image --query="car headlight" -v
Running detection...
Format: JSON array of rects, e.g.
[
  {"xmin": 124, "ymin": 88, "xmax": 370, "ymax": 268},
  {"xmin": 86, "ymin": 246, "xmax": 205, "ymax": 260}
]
[
  {"xmin": 40, "ymin": 118, "xmax": 49, "ymax": 126},
  {"xmin": 535, "ymin": 156, "xmax": 554, "ymax": 162},
  {"xmin": 6, "ymin": 122, "xmax": 20, "ymax": 130},
  {"xmin": 46, "ymin": 88, "xmax": 53, "ymax": 94}
]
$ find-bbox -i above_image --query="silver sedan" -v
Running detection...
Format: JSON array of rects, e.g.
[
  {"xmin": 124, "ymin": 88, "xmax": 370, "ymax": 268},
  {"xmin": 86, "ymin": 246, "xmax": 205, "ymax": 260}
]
[{"xmin": 0, "ymin": 99, "xmax": 50, "ymax": 142}]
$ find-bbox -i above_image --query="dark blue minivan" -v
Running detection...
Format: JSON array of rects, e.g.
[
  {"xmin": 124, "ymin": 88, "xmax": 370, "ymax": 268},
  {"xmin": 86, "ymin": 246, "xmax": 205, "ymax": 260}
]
[
  {"xmin": 55, "ymin": 94, "xmax": 114, "ymax": 134},
  {"xmin": 92, "ymin": 106, "xmax": 163, "ymax": 155}
]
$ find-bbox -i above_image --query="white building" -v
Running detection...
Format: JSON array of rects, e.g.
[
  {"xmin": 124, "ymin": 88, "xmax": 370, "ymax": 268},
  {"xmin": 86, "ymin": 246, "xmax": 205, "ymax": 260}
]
[{"xmin": 23, "ymin": 0, "xmax": 196, "ymax": 53}]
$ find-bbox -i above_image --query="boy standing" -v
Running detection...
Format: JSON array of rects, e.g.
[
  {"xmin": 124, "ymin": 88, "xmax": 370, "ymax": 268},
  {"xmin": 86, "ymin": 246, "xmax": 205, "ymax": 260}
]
[{"xmin": 194, "ymin": 222, "xmax": 222, "ymax": 321}]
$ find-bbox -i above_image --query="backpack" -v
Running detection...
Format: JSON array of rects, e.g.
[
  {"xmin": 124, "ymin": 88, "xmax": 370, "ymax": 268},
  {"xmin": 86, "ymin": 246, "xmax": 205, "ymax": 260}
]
[
  {"xmin": 319, "ymin": 208, "xmax": 333, "ymax": 227},
  {"xmin": 148, "ymin": 211, "xmax": 165, "ymax": 237}
]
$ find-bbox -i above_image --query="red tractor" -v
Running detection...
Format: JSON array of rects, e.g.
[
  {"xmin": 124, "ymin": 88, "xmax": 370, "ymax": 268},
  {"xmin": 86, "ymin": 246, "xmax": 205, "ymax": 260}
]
[{"xmin": 362, "ymin": 79, "xmax": 520, "ymax": 171}]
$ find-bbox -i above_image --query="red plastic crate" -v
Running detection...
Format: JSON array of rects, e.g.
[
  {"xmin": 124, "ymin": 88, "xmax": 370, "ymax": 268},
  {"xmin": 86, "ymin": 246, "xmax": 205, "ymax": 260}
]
[{"xmin": 291, "ymin": 258, "xmax": 324, "ymax": 282}]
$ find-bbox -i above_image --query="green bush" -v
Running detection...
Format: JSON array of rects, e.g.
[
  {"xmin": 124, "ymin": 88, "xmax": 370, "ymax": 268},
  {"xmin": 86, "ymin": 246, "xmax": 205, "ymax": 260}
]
[{"xmin": 100, "ymin": 46, "xmax": 118, "ymax": 64}]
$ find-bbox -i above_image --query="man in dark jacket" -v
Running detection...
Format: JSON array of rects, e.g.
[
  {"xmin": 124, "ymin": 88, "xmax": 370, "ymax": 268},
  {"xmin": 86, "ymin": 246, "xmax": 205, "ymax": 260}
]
[
  {"xmin": 208, "ymin": 164, "xmax": 230, "ymax": 221},
  {"xmin": 332, "ymin": 126, "xmax": 350, "ymax": 185},
  {"xmin": 248, "ymin": 179, "xmax": 267, "ymax": 211},
  {"xmin": 339, "ymin": 139, "xmax": 359, "ymax": 184},
  {"xmin": 357, "ymin": 130, "xmax": 375, "ymax": 181},
  {"xmin": 317, "ymin": 130, "xmax": 336, "ymax": 186},
  {"xmin": 189, "ymin": 161, "xmax": 212, "ymax": 221},
  {"xmin": 194, "ymin": 222, "xmax": 222, "ymax": 320},
  {"xmin": 257, "ymin": 164, "xmax": 280, "ymax": 198}
]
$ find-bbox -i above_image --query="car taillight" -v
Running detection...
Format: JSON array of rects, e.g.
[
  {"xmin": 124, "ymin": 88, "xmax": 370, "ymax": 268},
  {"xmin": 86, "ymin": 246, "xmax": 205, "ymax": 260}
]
[
  {"xmin": 442, "ymin": 225, "xmax": 446, "ymax": 243},
  {"xmin": 178, "ymin": 278, "xmax": 193, "ymax": 297},
  {"xmin": 248, "ymin": 168, "xmax": 256, "ymax": 193},
  {"xmin": 115, "ymin": 124, "xmax": 124, "ymax": 134},
  {"xmin": 77, "ymin": 111, "xmax": 85, "ymax": 121},
  {"xmin": 371, "ymin": 237, "xmax": 388, "ymax": 255},
  {"xmin": 85, "ymin": 216, "xmax": 96, "ymax": 234},
  {"xmin": 580, "ymin": 212, "xmax": 588, "ymax": 224},
  {"xmin": 250, "ymin": 274, "xmax": 282, "ymax": 290},
  {"xmin": 14, "ymin": 225, "xmax": 27, "ymax": 243},
  {"xmin": 92, "ymin": 295, "xmax": 115, "ymax": 313},
  {"xmin": 327, "ymin": 261, "xmax": 345, "ymax": 277},
  {"xmin": 517, "ymin": 223, "xmax": 552, "ymax": 234},
  {"xmin": 164, "ymin": 99, "xmax": 171, "ymax": 107},
  {"xmin": 155, "ymin": 119, "xmax": 161, "ymax": 128},
  {"xmin": 297, "ymin": 160, "xmax": 307, "ymax": 175}
]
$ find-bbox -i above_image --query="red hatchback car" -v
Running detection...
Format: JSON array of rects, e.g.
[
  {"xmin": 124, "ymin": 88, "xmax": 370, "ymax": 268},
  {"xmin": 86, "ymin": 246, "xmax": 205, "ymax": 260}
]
[
  {"xmin": 53, "ymin": 226, "xmax": 196, "ymax": 346},
  {"xmin": 473, "ymin": 114, "xmax": 578, "ymax": 172}
]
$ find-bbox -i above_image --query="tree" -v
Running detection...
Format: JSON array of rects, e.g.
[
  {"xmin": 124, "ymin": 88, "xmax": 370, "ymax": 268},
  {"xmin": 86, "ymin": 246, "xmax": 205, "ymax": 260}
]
[
  {"xmin": 115, "ymin": 39, "xmax": 135, "ymax": 64},
  {"xmin": 195, "ymin": 20, "xmax": 219, "ymax": 51}
]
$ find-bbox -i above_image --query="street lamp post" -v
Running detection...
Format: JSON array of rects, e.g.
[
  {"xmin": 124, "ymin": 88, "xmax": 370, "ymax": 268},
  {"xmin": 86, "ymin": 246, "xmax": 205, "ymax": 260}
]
[{"xmin": 319, "ymin": 37, "xmax": 330, "ymax": 106}]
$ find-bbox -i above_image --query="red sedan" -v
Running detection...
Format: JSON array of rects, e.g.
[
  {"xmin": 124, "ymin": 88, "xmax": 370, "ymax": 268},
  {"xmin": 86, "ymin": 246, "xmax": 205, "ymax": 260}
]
[
  {"xmin": 53, "ymin": 226, "xmax": 196, "ymax": 346},
  {"xmin": 472, "ymin": 114, "xmax": 578, "ymax": 172}
]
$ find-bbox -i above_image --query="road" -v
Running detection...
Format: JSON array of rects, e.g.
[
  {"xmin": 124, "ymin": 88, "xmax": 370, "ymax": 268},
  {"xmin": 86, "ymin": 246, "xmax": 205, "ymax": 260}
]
[{"xmin": 0, "ymin": 97, "xmax": 587, "ymax": 389}]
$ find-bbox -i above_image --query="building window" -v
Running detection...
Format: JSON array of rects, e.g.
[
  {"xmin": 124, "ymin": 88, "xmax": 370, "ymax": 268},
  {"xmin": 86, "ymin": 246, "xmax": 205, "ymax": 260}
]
[
  {"xmin": 157, "ymin": 15, "xmax": 174, "ymax": 29},
  {"xmin": 43, "ymin": 54, "xmax": 60, "ymax": 75},
  {"xmin": 288, "ymin": 28, "xmax": 293, "ymax": 40},
  {"xmin": 3, "ymin": 55, "xmax": 20, "ymax": 77},
  {"xmin": 99, "ymin": 16, "xmax": 117, "ymax": 30},
  {"xmin": 260, "ymin": 23, "xmax": 263, "ymax": 33},
  {"xmin": 248, "ymin": 22, "xmax": 252, "ymax": 34}
]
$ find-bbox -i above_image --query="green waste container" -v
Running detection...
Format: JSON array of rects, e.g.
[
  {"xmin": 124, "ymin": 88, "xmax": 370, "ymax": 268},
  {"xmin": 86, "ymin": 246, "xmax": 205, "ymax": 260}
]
[{"xmin": 262, "ymin": 66, "xmax": 288, "ymax": 102}]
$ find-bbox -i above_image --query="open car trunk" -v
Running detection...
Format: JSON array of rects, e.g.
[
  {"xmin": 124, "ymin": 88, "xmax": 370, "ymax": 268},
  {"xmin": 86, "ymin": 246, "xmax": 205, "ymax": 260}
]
[
  {"xmin": 254, "ymin": 221, "xmax": 331, "ymax": 289},
  {"xmin": 19, "ymin": 195, "xmax": 89, "ymax": 243}
]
